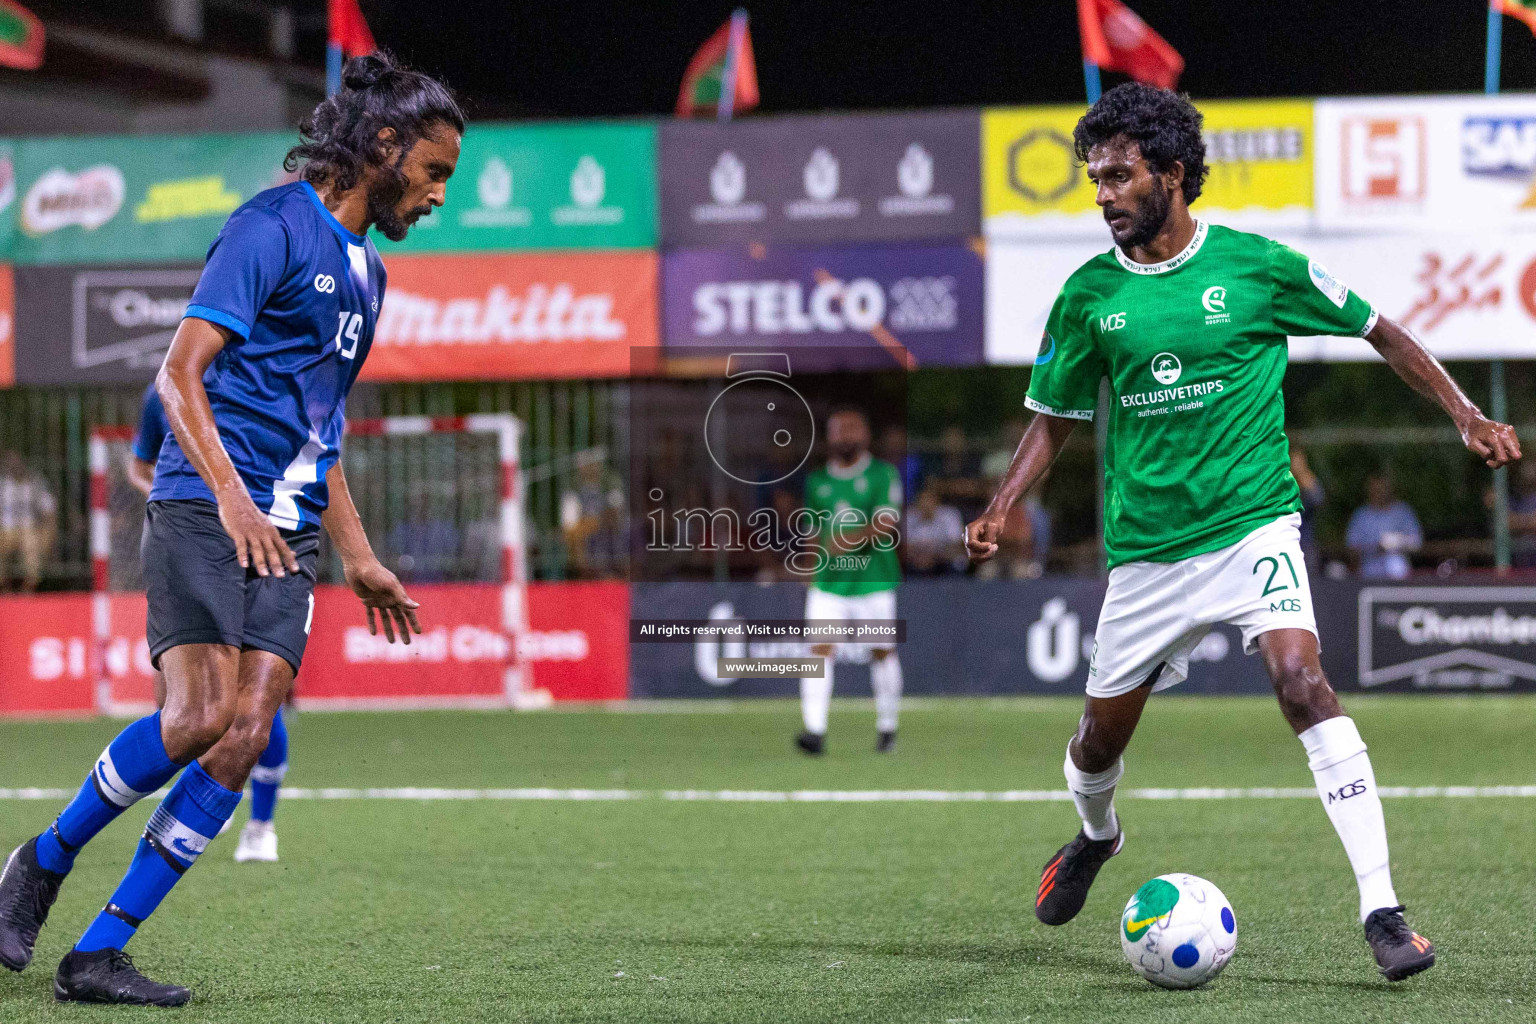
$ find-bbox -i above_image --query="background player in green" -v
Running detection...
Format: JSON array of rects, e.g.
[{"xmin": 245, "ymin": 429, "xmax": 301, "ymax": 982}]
[
  {"xmin": 796, "ymin": 409, "xmax": 903, "ymax": 755},
  {"xmin": 965, "ymin": 83, "xmax": 1521, "ymax": 983}
]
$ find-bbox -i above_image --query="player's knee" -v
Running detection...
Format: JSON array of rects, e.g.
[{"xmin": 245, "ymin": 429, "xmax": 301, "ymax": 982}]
[
  {"xmin": 161, "ymin": 699, "xmax": 236, "ymax": 758},
  {"xmin": 225, "ymin": 712, "xmax": 274, "ymax": 768},
  {"xmin": 1272, "ymin": 660, "xmax": 1338, "ymax": 724}
]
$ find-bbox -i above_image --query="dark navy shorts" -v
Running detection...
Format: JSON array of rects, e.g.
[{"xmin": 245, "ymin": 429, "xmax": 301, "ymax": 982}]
[{"xmin": 143, "ymin": 499, "xmax": 320, "ymax": 674}]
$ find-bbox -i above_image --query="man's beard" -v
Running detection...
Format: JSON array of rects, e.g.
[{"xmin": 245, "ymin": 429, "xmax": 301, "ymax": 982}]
[
  {"xmin": 1108, "ymin": 179, "xmax": 1172, "ymax": 250},
  {"xmin": 366, "ymin": 165, "xmax": 431, "ymax": 242},
  {"xmin": 830, "ymin": 443, "xmax": 862, "ymax": 462}
]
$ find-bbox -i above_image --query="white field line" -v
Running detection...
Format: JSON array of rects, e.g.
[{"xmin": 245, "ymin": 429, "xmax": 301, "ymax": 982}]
[{"xmin": 1, "ymin": 786, "xmax": 1534, "ymax": 803}]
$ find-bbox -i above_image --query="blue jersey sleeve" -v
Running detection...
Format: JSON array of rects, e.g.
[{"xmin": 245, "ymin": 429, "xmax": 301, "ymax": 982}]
[
  {"xmin": 184, "ymin": 206, "xmax": 292, "ymax": 340},
  {"xmin": 131, "ymin": 383, "xmax": 169, "ymax": 462}
]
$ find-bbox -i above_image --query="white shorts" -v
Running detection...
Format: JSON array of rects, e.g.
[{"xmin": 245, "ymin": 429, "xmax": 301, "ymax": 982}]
[
  {"xmin": 1086, "ymin": 514, "xmax": 1316, "ymax": 698},
  {"xmin": 805, "ymin": 586, "xmax": 898, "ymax": 654}
]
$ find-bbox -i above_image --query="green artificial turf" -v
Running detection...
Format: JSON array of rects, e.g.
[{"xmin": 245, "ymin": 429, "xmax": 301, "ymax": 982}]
[{"xmin": 0, "ymin": 696, "xmax": 1532, "ymax": 1023}]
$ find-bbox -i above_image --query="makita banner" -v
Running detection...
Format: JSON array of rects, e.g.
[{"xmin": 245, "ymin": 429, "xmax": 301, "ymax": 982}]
[
  {"xmin": 13, "ymin": 262, "xmax": 199, "ymax": 384},
  {"xmin": 662, "ymin": 242, "xmax": 984, "ymax": 366},
  {"xmin": 9, "ymin": 132, "xmax": 295, "ymax": 265},
  {"xmin": 659, "ymin": 110, "xmax": 980, "ymax": 246},
  {"xmin": 381, "ymin": 122, "xmax": 656, "ymax": 252},
  {"xmin": 361, "ymin": 251, "xmax": 658, "ymax": 381}
]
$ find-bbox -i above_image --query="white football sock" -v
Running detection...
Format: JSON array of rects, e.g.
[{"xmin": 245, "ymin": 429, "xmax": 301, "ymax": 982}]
[
  {"xmin": 871, "ymin": 654, "xmax": 902, "ymax": 734},
  {"xmin": 1064, "ymin": 746, "xmax": 1122, "ymax": 841},
  {"xmin": 1299, "ymin": 716, "xmax": 1398, "ymax": 922},
  {"xmin": 800, "ymin": 663, "xmax": 832, "ymax": 736}
]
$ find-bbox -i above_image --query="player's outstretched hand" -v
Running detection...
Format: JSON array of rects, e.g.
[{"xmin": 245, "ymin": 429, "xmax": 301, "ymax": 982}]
[
  {"xmin": 1460, "ymin": 414, "xmax": 1522, "ymax": 469},
  {"xmin": 218, "ymin": 493, "xmax": 299, "ymax": 578},
  {"xmin": 964, "ymin": 510, "xmax": 1006, "ymax": 563},
  {"xmin": 345, "ymin": 557, "xmax": 422, "ymax": 645}
]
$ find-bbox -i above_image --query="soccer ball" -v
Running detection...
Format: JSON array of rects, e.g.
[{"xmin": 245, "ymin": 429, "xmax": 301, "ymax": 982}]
[{"xmin": 1119, "ymin": 873, "xmax": 1236, "ymax": 989}]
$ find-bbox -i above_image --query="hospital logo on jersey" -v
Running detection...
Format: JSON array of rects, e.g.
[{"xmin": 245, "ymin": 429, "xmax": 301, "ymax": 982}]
[
  {"xmin": 1150, "ymin": 352, "xmax": 1182, "ymax": 386},
  {"xmin": 1201, "ymin": 285, "xmax": 1230, "ymax": 326},
  {"xmin": 1308, "ymin": 260, "xmax": 1350, "ymax": 309}
]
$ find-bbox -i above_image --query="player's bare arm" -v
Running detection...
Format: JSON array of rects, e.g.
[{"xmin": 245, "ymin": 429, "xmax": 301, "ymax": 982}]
[
  {"xmin": 157, "ymin": 316, "xmax": 299, "ymax": 579},
  {"xmin": 966, "ymin": 413, "xmax": 1077, "ymax": 561},
  {"xmin": 1364, "ymin": 316, "xmax": 1521, "ymax": 469},
  {"xmin": 321, "ymin": 461, "xmax": 420, "ymax": 645}
]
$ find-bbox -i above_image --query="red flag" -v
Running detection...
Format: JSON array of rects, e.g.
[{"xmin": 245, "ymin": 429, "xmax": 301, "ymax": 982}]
[
  {"xmin": 676, "ymin": 13, "xmax": 759, "ymax": 118},
  {"xmin": 0, "ymin": 0, "xmax": 44, "ymax": 71},
  {"xmin": 1077, "ymin": 0, "xmax": 1183, "ymax": 90},
  {"xmin": 328, "ymin": 0, "xmax": 376, "ymax": 58}
]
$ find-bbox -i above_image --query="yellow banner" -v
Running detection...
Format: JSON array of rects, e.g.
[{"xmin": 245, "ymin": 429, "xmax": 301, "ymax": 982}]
[{"xmin": 984, "ymin": 99, "xmax": 1314, "ymax": 229}]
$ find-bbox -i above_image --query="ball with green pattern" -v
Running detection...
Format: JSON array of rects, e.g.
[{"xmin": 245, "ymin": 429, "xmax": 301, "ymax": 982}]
[{"xmin": 1119, "ymin": 873, "xmax": 1237, "ymax": 989}]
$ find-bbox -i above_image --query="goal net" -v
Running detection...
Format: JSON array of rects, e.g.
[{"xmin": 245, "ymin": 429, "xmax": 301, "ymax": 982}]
[{"xmin": 89, "ymin": 414, "xmax": 538, "ymax": 713}]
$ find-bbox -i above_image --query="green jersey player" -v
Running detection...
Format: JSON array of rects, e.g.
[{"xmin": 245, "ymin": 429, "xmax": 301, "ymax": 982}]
[
  {"xmin": 966, "ymin": 84, "xmax": 1520, "ymax": 983},
  {"xmin": 796, "ymin": 409, "xmax": 904, "ymax": 755}
]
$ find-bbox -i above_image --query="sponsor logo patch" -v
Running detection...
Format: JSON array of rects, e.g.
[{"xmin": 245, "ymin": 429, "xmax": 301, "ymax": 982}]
[{"xmin": 1308, "ymin": 260, "xmax": 1350, "ymax": 308}]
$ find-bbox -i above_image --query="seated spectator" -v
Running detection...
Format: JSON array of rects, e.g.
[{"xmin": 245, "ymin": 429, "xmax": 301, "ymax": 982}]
[
  {"xmin": 926, "ymin": 425, "xmax": 986, "ymax": 514},
  {"xmin": 1346, "ymin": 473, "xmax": 1421, "ymax": 580},
  {"xmin": 561, "ymin": 450, "xmax": 624, "ymax": 579},
  {"xmin": 0, "ymin": 452, "xmax": 58, "ymax": 593},
  {"xmin": 904, "ymin": 486, "xmax": 966, "ymax": 575},
  {"xmin": 1289, "ymin": 440, "xmax": 1327, "ymax": 574}
]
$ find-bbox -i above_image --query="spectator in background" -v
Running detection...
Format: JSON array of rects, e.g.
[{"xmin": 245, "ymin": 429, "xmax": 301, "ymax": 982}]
[
  {"xmin": 927, "ymin": 425, "xmax": 986, "ymax": 515},
  {"xmin": 878, "ymin": 423, "xmax": 919, "ymax": 501},
  {"xmin": 0, "ymin": 451, "xmax": 58, "ymax": 592},
  {"xmin": 561, "ymin": 449, "xmax": 624, "ymax": 579},
  {"xmin": 904, "ymin": 485, "xmax": 966, "ymax": 575},
  {"xmin": 1346, "ymin": 473, "xmax": 1421, "ymax": 580},
  {"xmin": 1506, "ymin": 460, "xmax": 1536, "ymax": 569},
  {"xmin": 1289, "ymin": 440, "xmax": 1327, "ymax": 574}
]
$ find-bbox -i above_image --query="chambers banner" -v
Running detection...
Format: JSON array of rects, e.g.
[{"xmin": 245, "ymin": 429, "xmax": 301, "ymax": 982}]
[
  {"xmin": 659, "ymin": 110, "xmax": 980, "ymax": 246},
  {"xmin": 662, "ymin": 242, "xmax": 984, "ymax": 366},
  {"xmin": 380, "ymin": 122, "xmax": 656, "ymax": 252},
  {"xmin": 362, "ymin": 251, "xmax": 658, "ymax": 380},
  {"xmin": 983, "ymin": 100, "xmax": 1314, "ymax": 237},
  {"xmin": 9, "ymin": 132, "xmax": 295, "ymax": 265}
]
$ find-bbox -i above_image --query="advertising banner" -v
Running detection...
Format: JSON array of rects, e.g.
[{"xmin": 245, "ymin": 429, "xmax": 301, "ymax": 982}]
[
  {"xmin": 985, "ymin": 232, "xmax": 1536, "ymax": 364},
  {"xmin": 13, "ymin": 262, "xmax": 199, "ymax": 385},
  {"xmin": 629, "ymin": 579, "xmax": 1272, "ymax": 699},
  {"xmin": 659, "ymin": 110, "xmax": 980, "ymax": 245},
  {"xmin": 1315, "ymin": 94, "xmax": 1536, "ymax": 232},
  {"xmin": 363, "ymin": 251, "xmax": 657, "ymax": 381},
  {"xmin": 10, "ymin": 132, "xmax": 295, "ymax": 265},
  {"xmin": 662, "ymin": 242, "xmax": 984, "ymax": 366},
  {"xmin": 0, "ymin": 140, "xmax": 15, "ymax": 258},
  {"xmin": 984, "ymin": 100, "xmax": 1314, "ymax": 238},
  {"xmin": 381, "ymin": 122, "xmax": 656, "ymax": 252},
  {"xmin": 0, "ymin": 583, "xmax": 629, "ymax": 717},
  {"xmin": 0, "ymin": 262, "xmax": 12, "ymax": 387},
  {"xmin": 1355, "ymin": 586, "xmax": 1536, "ymax": 691}
]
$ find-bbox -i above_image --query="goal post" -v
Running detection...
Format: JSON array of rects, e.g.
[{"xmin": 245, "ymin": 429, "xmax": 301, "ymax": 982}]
[{"xmin": 88, "ymin": 413, "xmax": 544, "ymax": 714}]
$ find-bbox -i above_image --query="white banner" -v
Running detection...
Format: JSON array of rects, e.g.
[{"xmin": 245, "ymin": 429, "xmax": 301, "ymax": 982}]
[
  {"xmin": 1315, "ymin": 94, "xmax": 1536, "ymax": 233},
  {"xmin": 985, "ymin": 230, "xmax": 1536, "ymax": 364}
]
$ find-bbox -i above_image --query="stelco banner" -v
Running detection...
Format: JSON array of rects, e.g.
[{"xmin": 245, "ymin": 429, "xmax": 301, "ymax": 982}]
[
  {"xmin": 984, "ymin": 100, "xmax": 1314, "ymax": 238},
  {"xmin": 662, "ymin": 242, "xmax": 984, "ymax": 366},
  {"xmin": 659, "ymin": 110, "xmax": 980, "ymax": 246},
  {"xmin": 9, "ymin": 132, "xmax": 295, "ymax": 265},
  {"xmin": 14, "ymin": 262, "xmax": 200, "ymax": 384},
  {"xmin": 363, "ymin": 251, "xmax": 658, "ymax": 380},
  {"xmin": 381, "ymin": 122, "xmax": 656, "ymax": 252},
  {"xmin": 1315, "ymin": 94, "xmax": 1536, "ymax": 231}
]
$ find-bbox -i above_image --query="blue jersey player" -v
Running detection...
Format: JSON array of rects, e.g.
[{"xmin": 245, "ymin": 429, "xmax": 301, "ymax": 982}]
[
  {"xmin": 0, "ymin": 52, "xmax": 463, "ymax": 1006},
  {"xmin": 128, "ymin": 383, "xmax": 292, "ymax": 865}
]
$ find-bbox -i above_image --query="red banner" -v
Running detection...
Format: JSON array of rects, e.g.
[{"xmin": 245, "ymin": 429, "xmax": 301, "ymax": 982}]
[
  {"xmin": 0, "ymin": 582, "xmax": 630, "ymax": 716},
  {"xmin": 362, "ymin": 251, "xmax": 658, "ymax": 381}
]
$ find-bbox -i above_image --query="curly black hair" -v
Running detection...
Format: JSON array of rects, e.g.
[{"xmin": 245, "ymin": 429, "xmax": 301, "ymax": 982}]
[
  {"xmin": 285, "ymin": 51, "xmax": 464, "ymax": 193},
  {"xmin": 1073, "ymin": 82, "xmax": 1208, "ymax": 206}
]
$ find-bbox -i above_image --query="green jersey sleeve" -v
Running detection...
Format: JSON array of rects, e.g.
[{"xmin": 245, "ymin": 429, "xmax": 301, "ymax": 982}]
[
  {"xmin": 1267, "ymin": 240, "xmax": 1378, "ymax": 338},
  {"xmin": 1025, "ymin": 288, "xmax": 1105, "ymax": 421}
]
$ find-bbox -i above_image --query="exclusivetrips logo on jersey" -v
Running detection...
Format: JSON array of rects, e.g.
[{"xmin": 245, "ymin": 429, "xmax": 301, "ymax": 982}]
[{"xmin": 1120, "ymin": 350, "xmax": 1225, "ymax": 417}]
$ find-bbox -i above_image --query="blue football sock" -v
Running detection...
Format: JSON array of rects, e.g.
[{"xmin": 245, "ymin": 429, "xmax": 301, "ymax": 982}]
[
  {"xmin": 249, "ymin": 708, "xmax": 288, "ymax": 823},
  {"xmin": 75, "ymin": 761, "xmax": 241, "ymax": 953},
  {"xmin": 34, "ymin": 712, "xmax": 183, "ymax": 876}
]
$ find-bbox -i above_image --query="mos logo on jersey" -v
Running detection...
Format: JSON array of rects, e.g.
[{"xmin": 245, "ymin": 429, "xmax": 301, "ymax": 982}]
[
  {"xmin": 1202, "ymin": 285, "xmax": 1230, "ymax": 326},
  {"xmin": 1151, "ymin": 352, "xmax": 1181, "ymax": 385}
]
